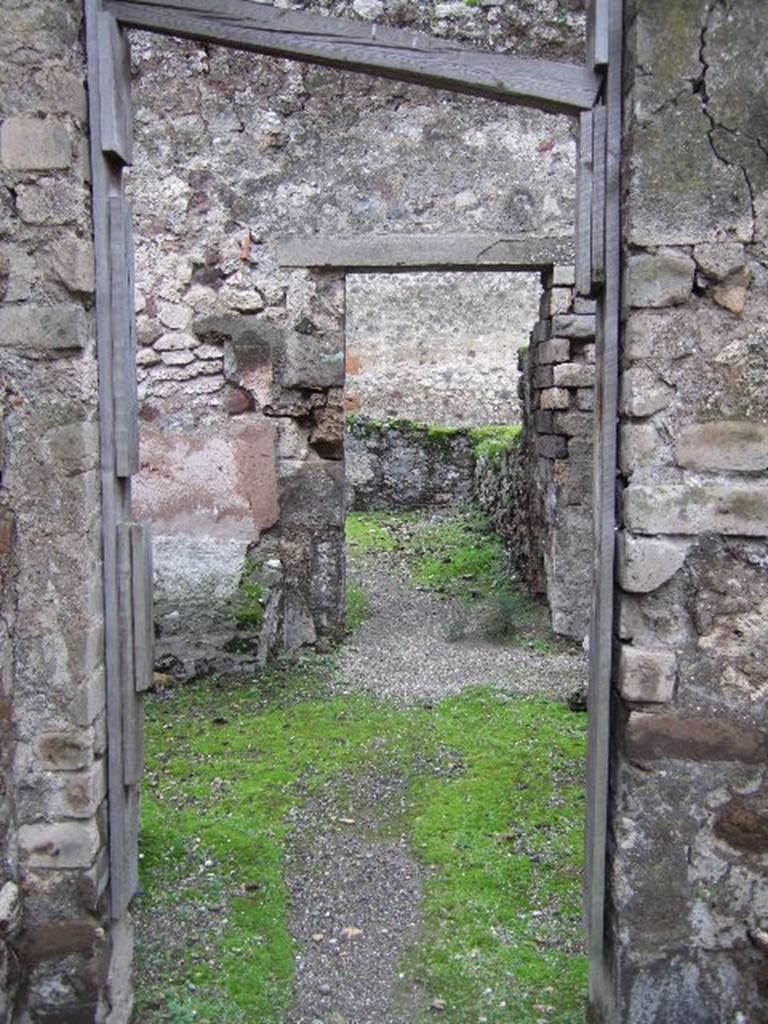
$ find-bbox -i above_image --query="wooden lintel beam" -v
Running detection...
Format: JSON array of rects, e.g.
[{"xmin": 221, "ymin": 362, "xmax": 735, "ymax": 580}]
[
  {"xmin": 277, "ymin": 233, "xmax": 575, "ymax": 271},
  {"xmin": 105, "ymin": 0, "xmax": 601, "ymax": 114}
]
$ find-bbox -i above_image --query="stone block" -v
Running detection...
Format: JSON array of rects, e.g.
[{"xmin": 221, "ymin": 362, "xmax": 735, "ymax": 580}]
[
  {"xmin": 676, "ymin": 420, "xmax": 768, "ymax": 472},
  {"xmin": 280, "ymin": 330, "xmax": 344, "ymax": 390},
  {"xmin": 154, "ymin": 331, "xmax": 199, "ymax": 352},
  {"xmin": 572, "ymin": 340, "xmax": 595, "ymax": 364},
  {"xmin": 552, "ymin": 264, "xmax": 575, "ymax": 286},
  {"xmin": 713, "ymin": 787, "xmax": 768, "ymax": 854},
  {"xmin": 712, "ymin": 267, "xmax": 751, "ymax": 314},
  {"xmin": 693, "ymin": 242, "xmax": 746, "ymax": 282},
  {"xmin": 532, "ymin": 365, "xmax": 554, "ymax": 389},
  {"xmin": 553, "ymin": 411, "xmax": 593, "ymax": 438},
  {"xmin": 20, "ymin": 919, "xmax": 103, "ymax": 963},
  {"xmin": 56, "ymin": 762, "xmax": 107, "ymax": 819},
  {"xmin": 54, "ymin": 236, "xmax": 95, "ymax": 295},
  {"xmin": 617, "ymin": 532, "xmax": 690, "ymax": 593},
  {"xmin": 621, "ymin": 365, "xmax": 675, "ymax": 417},
  {"xmin": 534, "ymin": 409, "xmax": 554, "ymax": 434},
  {"xmin": 618, "ymin": 646, "xmax": 677, "ymax": 703},
  {"xmin": 19, "ymin": 820, "xmax": 100, "ymax": 869},
  {"xmin": 625, "ymin": 712, "xmax": 768, "ymax": 764},
  {"xmin": 16, "ymin": 180, "xmax": 85, "ymax": 225},
  {"xmin": 0, "ymin": 882, "xmax": 20, "ymax": 938},
  {"xmin": 553, "ymin": 362, "xmax": 595, "ymax": 388},
  {"xmin": 624, "ymin": 483, "xmax": 768, "ymax": 537},
  {"xmin": 535, "ymin": 434, "xmax": 568, "ymax": 460},
  {"xmin": 539, "ymin": 388, "xmax": 570, "ymax": 411},
  {"xmin": 0, "ymin": 304, "xmax": 89, "ymax": 355},
  {"xmin": 573, "ymin": 297, "xmax": 597, "ymax": 314},
  {"xmin": 34, "ymin": 731, "xmax": 92, "ymax": 771},
  {"xmin": 627, "ymin": 251, "xmax": 695, "ymax": 308},
  {"xmin": 549, "ymin": 287, "xmax": 572, "ymax": 316},
  {"xmin": 552, "ymin": 314, "xmax": 595, "ymax": 339},
  {"xmin": 0, "ymin": 117, "xmax": 71, "ymax": 170},
  {"xmin": 530, "ymin": 320, "xmax": 550, "ymax": 343},
  {"xmin": 576, "ymin": 388, "xmax": 595, "ymax": 412},
  {"xmin": 279, "ymin": 462, "xmax": 345, "ymax": 530},
  {"xmin": 619, "ymin": 421, "xmax": 659, "ymax": 476},
  {"xmin": 536, "ymin": 337, "xmax": 570, "ymax": 365}
]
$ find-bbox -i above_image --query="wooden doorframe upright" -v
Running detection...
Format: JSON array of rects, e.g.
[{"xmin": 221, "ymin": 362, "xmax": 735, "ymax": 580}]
[{"xmin": 83, "ymin": 0, "xmax": 621, "ymax": 1011}]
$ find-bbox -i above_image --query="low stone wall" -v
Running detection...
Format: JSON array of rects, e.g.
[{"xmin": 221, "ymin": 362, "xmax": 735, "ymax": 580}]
[{"xmin": 346, "ymin": 417, "xmax": 476, "ymax": 511}]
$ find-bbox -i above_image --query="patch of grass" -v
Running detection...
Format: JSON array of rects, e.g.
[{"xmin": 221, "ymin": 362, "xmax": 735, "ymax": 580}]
[
  {"xmin": 469, "ymin": 424, "xmax": 522, "ymax": 465},
  {"xmin": 135, "ymin": 679, "xmax": 587, "ymax": 1024},
  {"xmin": 345, "ymin": 581, "xmax": 370, "ymax": 632},
  {"xmin": 404, "ymin": 511, "xmax": 507, "ymax": 600},
  {"xmin": 401, "ymin": 690, "xmax": 587, "ymax": 1024},
  {"xmin": 345, "ymin": 511, "xmax": 399, "ymax": 557}
]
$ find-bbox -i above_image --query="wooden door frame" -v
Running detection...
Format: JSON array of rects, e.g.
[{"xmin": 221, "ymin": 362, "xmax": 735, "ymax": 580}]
[{"xmin": 83, "ymin": 0, "xmax": 621, "ymax": 1009}]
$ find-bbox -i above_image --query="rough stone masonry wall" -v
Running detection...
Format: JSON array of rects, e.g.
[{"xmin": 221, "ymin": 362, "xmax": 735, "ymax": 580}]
[
  {"xmin": 606, "ymin": 2, "xmax": 768, "ymax": 1020},
  {"xmin": 0, "ymin": 2, "xmax": 123, "ymax": 1021},
  {"xmin": 506, "ymin": 266, "xmax": 595, "ymax": 641},
  {"xmin": 127, "ymin": 2, "xmax": 579, "ymax": 676}
]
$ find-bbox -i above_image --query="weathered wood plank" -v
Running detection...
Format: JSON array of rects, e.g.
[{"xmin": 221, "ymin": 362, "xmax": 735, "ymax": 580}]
[
  {"xmin": 98, "ymin": 10, "xmax": 134, "ymax": 164},
  {"xmin": 85, "ymin": 0, "xmax": 135, "ymax": 922},
  {"xmin": 575, "ymin": 110, "xmax": 594, "ymax": 297},
  {"xmin": 108, "ymin": 197, "xmax": 139, "ymax": 478},
  {"xmin": 105, "ymin": 0, "xmax": 601, "ymax": 114},
  {"xmin": 585, "ymin": 0, "xmax": 622, "ymax": 1004},
  {"xmin": 278, "ymin": 233, "xmax": 575, "ymax": 271},
  {"xmin": 590, "ymin": 104, "xmax": 607, "ymax": 288},
  {"xmin": 117, "ymin": 523, "xmax": 142, "ymax": 787},
  {"xmin": 130, "ymin": 522, "xmax": 154, "ymax": 694},
  {"xmin": 587, "ymin": 0, "xmax": 609, "ymax": 69}
]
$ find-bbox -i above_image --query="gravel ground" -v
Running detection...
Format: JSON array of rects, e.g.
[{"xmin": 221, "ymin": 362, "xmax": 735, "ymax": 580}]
[
  {"xmin": 336, "ymin": 561, "xmax": 588, "ymax": 704},
  {"xmin": 285, "ymin": 773, "xmax": 427, "ymax": 1024},
  {"xmin": 283, "ymin": 541, "xmax": 588, "ymax": 1024}
]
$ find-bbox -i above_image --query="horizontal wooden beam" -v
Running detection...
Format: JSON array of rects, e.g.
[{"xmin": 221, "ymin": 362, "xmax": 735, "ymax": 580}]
[
  {"xmin": 105, "ymin": 0, "xmax": 601, "ymax": 114},
  {"xmin": 277, "ymin": 233, "xmax": 575, "ymax": 271}
]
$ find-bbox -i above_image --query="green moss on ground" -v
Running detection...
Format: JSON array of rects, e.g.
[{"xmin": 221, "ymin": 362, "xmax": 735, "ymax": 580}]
[{"xmin": 134, "ymin": 673, "xmax": 586, "ymax": 1024}]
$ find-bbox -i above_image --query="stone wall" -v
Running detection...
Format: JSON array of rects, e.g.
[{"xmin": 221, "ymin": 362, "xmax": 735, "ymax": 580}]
[
  {"xmin": 127, "ymin": 5, "xmax": 578, "ymax": 675},
  {"xmin": 346, "ymin": 417, "xmax": 477, "ymax": 510},
  {"xmin": 0, "ymin": 1, "xmax": 121, "ymax": 1019},
  {"xmin": 502, "ymin": 267, "xmax": 595, "ymax": 641},
  {"xmin": 344, "ymin": 270, "xmax": 540, "ymax": 427},
  {"xmin": 604, "ymin": 2, "xmax": 768, "ymax": 1020},
  {"xmin": 133, "ymin": 270, "xmax": 347, "ymax": 679}
]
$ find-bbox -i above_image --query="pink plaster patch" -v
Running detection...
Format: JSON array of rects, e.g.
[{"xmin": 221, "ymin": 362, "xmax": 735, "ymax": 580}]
[{"xmin": 133, "ymin": 419, "xmax": 278, "ymax": 541}]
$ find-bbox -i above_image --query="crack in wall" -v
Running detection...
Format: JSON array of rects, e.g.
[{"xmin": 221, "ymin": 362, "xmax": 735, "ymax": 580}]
[{"xmin": 697, "ymin": 0, "xmax": 757, "ymax": 243}]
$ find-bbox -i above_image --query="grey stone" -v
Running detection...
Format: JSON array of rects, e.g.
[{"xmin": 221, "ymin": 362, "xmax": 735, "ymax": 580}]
[
  {"xmin": 627, "ymin": 251, "xmax": 695, "ymax": 308},
  {"xmin": 617, "ymin": 532, "xmax": 690, "ymax": 593},
  {"xmin": 18, "ymin": 820, "xmax": 100, "ymax": 869},
  {"xmin": 53, "ymin": 235, "xmax": 95, "ymax": 294},
  {"xmin": 0, "ymin": 116, "xmax": 71, "ymax": 170},
  {"xmin": 15, "ymin": 179, "xmax": 85, "ymax": 225},
  {"xmin": 536, "ymin": 337, "xmax": 570, "ymax": 365},
  {"xmin": 575, "ymin": 388, "xmax": 594, "ymax": 412},
  {"xmin": 618, "ymin": 646, "xmax": 677, "ymax": 704},
  {"xmin": 552, "ymin": 314, "xmax": 595, "ymax": 338},
  {"xmin": 535, "ymin": 434, "xmax": 567, "ymax": 460},
  {"xmin": 532, "ymin": 366, "xmax": 554, "ymax": 388},
  {"xmin": 552, "ymin": 264, "xmax": 575, "ymax": 286},
  {"xmin": 0, "ymin": 304, "xmax": 88, "ymax": 354},
  {"xmin": 693, "ymin": 243, "xmax": 746, "ymax": 282},
  {"xmin": 621, "ymin": 365, "xmax": 675, "ymax": 418},
  {"xmin": 553, "ymin": 411, "xmax": 592, "ymax": 437},
  {"xmin": 281, "ymin": 330, "xmax": 344, "ymax": 389},
  {"xmin": 624, "ymin": 483, "xmax": 768, "ymax": 537},
  {"xmin": 0, "ymin": 882, "xmax": 20, "ymax": 937},
  {"xmin": 539, "ymin": 388, "xmax": 570, "ymax": 411},
  {"xmin": 676, "ymin": 420, "xmax": 768, "ymax": 472},
  {"xmin": 552, "ymin": 362, "xmax": 595, "ymax": 388}
]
